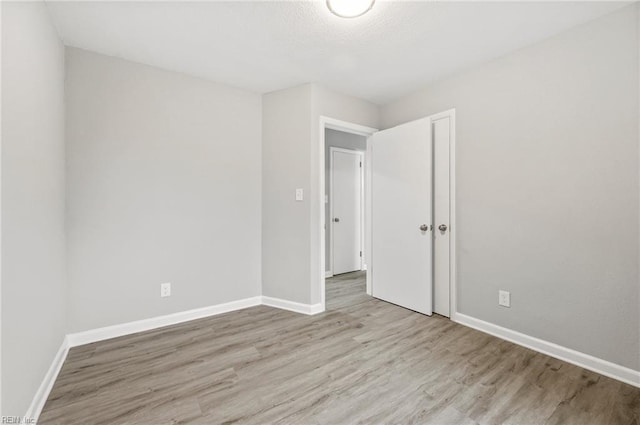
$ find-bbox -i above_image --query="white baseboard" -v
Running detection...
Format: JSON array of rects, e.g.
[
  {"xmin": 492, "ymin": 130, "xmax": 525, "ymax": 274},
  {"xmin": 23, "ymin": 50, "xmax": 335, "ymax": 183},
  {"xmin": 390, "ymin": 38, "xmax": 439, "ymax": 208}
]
[
  {"xmin": 66, "ymin": 296, "xmax": 262, "ymax": 347},
  {"xmin": 26, "ymin": 336, "xmax": 70, "ymax": 423},
  {"xmin": 65, "ymin": 295, "xmax": 324, "ymax": 347},
  {"xmin": 24, "ymin": 293, "xmax": 317, "ymax": 421},
  {"xmin": 454, "ymin": 313, "xmax": 640, "ymax": 388},
  {"xmin": 325, "ymin": 271, "xmax": 333, "ymax": 278},
  {"xmin": 27, "ymin": 294, "xmax": 325, "ymax": 422},
  {"xmin": 262, "ymin": 296, "xmax": 324, "ymax": 315}
]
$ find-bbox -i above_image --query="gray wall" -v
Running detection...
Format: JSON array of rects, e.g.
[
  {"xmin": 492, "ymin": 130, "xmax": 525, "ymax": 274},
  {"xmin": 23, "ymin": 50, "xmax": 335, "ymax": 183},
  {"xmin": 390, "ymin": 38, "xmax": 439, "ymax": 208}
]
[
  {"xmin": 262, "ymin": 84, "xmax": 313, "ymax": 303},
  {"xmin": 65, "ymin": 48, "xmax": 262, "ymax": 332},
  {"xmin": 637, "ymin": 4, "xmax": 640, "ymax": 374},
  {"xmin": 381, "ymin": 4, "xmax": 640, "ymax": 370},
  {"xmin": 324, "ymin": 129, "xmax": 366, "ymax": 273},
  {"xmin": 262, "ymin": 84, "xmax": 379, "ymax": 305},
  {"xmin": 1, "ymin": 1, "xmax": 67, "ymax": 415}
]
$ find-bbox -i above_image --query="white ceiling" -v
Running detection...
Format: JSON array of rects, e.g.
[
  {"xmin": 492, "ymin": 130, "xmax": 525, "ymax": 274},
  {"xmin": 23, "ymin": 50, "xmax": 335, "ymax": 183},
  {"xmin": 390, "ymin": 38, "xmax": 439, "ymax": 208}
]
[{"xmin": 46, "ymin": 1, "xmax": 629, "ymax": 104}]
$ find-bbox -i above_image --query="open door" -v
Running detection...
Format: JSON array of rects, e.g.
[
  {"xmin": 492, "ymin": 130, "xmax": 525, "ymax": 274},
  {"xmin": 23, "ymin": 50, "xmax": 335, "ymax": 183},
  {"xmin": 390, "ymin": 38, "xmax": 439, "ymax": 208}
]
[{"xmin": 371, "ymin": 117, "xmax": 432, "ymax": 315}]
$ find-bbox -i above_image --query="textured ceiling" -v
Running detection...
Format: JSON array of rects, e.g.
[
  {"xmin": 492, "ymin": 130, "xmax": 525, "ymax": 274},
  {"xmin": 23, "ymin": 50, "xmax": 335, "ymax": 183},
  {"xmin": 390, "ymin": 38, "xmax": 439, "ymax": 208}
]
[{"xmin": 46, "ymin": 1, "xmax": 629, "ymax": 104}]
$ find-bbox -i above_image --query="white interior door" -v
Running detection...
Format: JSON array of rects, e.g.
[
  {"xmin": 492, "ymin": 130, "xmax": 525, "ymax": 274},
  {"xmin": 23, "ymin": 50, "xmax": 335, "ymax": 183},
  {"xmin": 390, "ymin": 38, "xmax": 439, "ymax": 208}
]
[
  {"xmin": 371, "ymin": 118, "xmax": 433, "ymax": 315},
  {"xmin": 331, "ymin": 148, "xmax": 363, "ymax": 275}
]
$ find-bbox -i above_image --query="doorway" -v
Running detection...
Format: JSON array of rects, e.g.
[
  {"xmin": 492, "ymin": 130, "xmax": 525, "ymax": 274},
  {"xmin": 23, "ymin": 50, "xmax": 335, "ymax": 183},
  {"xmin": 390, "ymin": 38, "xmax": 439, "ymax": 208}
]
[
  {"xmin": 325, "ymin": 131, "xmax": 366, "ymax": 311},
  {"xmin": 318, "ymin": 111, "xmax": 456, "ymax": 318},
  {"xmin": 320, "ymin": 119, "xmax": 377, "ymax": 311}
]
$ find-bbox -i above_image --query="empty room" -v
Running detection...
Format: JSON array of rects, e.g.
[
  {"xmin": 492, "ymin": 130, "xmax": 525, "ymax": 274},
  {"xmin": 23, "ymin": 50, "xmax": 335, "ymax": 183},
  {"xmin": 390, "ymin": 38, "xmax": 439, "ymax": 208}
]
[{"xmin": 1, "ymin": 0, "xmax": 639, "ymax": 423}]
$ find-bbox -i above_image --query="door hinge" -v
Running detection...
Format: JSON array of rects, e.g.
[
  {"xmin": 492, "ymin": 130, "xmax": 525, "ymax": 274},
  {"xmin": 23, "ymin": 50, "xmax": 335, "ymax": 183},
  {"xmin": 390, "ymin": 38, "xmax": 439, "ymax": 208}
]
[
  {"xmin": 359, "ymin": 251, "xmax": 362, "ymax": 257},
  {"xmin": 359, "ymin": 161, "xmax": 362, "ymax": 168}
]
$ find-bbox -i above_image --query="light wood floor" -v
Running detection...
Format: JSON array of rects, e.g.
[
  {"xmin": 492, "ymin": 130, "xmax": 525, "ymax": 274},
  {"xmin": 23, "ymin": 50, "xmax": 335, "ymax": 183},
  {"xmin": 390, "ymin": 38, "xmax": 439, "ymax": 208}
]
[{"xmin": 40, "ymin": 271, "xmax": 639, "ymax": 424}]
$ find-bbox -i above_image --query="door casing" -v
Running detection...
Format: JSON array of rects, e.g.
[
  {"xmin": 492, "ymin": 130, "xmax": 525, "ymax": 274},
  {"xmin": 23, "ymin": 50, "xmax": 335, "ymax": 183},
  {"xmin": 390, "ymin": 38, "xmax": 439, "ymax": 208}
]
[{"xmin": 432, "ymin": 111, "xmax": 455, "ymax": 318}]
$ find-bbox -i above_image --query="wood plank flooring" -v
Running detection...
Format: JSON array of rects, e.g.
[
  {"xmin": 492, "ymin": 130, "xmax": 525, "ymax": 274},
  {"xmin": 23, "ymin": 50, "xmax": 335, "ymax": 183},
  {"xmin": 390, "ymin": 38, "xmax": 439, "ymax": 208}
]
[{"xmin": 40, "ymin": 271, "xmax": 639, "ymax": 424}]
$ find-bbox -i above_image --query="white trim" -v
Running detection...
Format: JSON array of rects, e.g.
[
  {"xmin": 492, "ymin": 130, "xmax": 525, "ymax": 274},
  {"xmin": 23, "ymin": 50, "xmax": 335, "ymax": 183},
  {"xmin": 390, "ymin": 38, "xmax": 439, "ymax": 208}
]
[
  {"xmin": 66, "ymin": 296, "xmax": 262, "ymax": 347},
  {"xmin": 454, "ymin": 313, "xmax": 640, "ymax": 388},
  {"xmin": 328, "ymin": 145, "xmax": 333, "ymax": 277},
  {"xmin": 428, "ymin": 109, "xmax": 457, "ymax": 320},
  {"xmin": 448, "ymin": 110, "xmax": 457, "ymax": 321},
  {"xmin": 325, "ymin": 271, "xmax": 333, "ymax": 278},
  {"xmin": 360, "ymin": 149, "xmax": 366, "ymax": 272},
  {"xmin": 62, "ymin": 295, "xmax": 325, "ymax": 348},
  {"xmin": 322, "ymin": 117, "xmax": 378, "ymax": 136},
  {"xmin": 26, "ymin": 295, "xmax": 325, "ymax": 422},
  {"xmin": 328, "ymin": 147, "xmax": 365, "ymax": 276},
  {"xmin": 25, "ymin": 337, "xmax": 70, "ymax": 423},
  {"xmin": 319, "ymin": 116, "xmax": 378, "ymax": 310},
  {"xmin": 262, "ymin": 296, "xmax": 324, "ymax": 315},
  {"xmin": 365, "ymin": 136, "xmax": 373, "ymax": 295}
]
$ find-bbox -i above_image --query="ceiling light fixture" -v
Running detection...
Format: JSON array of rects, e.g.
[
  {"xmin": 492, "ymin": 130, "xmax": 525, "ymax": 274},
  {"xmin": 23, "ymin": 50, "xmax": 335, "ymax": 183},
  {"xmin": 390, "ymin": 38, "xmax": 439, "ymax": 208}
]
[{"xmin": 327, "ymin": 0, "xmax": 375, "ymax": 18}]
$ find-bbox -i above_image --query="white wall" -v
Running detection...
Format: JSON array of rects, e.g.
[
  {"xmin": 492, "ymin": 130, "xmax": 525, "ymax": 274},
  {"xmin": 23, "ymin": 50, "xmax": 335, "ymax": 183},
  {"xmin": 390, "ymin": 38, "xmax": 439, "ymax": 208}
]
[
  {"xmin": 65, "ymin": 48, "xmax": 262, "ymax": 332},
  {"xmin": 262, "ymin": 84, "xmax": 378, "ymax": 305},
  {"xmin": 1, "ymin": 1, "xmax": 67, "ymax": 415},
  {"xmin": 382, "ymin": 5, "xmax": 640, "ymax": 370},
  {"xmin": 324, "ymin": 129, "xmax": 366, "ymax": 273}
]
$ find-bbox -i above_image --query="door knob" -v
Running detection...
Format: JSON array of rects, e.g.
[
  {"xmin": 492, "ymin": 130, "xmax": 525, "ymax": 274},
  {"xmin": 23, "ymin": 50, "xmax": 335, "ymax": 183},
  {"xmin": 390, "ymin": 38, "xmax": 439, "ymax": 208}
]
[
  {"xmin": 439, "ymin": 224, "xmax": 448, "ymax": 232},
  {"xmin": 334, "ymin": 218, "xmax": 340, "ymax": 223},
  {"xmin": 419, "ymin": 224, "xmax": 429, "ymax": 232}
]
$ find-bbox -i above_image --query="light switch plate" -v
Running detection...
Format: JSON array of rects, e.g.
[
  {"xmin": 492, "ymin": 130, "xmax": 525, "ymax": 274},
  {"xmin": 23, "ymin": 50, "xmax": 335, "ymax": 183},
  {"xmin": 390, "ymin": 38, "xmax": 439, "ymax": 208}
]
[{"xmin": 295, "ymin": 188, "xmax": 304, "ymax": 201}]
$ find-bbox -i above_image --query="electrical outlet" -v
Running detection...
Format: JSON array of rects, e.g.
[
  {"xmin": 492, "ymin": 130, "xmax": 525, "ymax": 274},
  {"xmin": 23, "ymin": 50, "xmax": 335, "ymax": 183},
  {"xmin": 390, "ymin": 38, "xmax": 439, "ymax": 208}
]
[
  {"xmin": 498, "ymin": 290, "xmax": 510, "ymax": 307},
  {"xmin": 160, "ymin": 282, "xmax": 171, "ymax": 298}
]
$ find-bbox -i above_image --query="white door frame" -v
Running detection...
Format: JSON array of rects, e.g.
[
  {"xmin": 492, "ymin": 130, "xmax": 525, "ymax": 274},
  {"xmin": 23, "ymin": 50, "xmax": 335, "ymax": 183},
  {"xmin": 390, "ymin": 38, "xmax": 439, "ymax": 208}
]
[
  {"xmin": 328, "ymin": 147, "xmax": 365, "ymax": 276},
  {"xmin": 429, "ymin": 109, "xmax": 458, "ymax": 320},
  {"xmin": 319, "ymin": 117, "xmax": 377, "ymax": 311},
  {"xmin": 318, "ymin": 111, "xmax": 456, "ymax": 319}
]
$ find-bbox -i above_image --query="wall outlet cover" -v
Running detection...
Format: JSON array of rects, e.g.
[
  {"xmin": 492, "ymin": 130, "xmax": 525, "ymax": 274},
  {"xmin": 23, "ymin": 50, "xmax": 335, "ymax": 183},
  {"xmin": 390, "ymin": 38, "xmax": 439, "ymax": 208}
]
[
  {"xmin": 161, "ymin": 282, "xmax": 171, "ymax": 297},
  {"xmin": 498, "ymin": 290, "xmax": 510, "ymax": 307}
]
